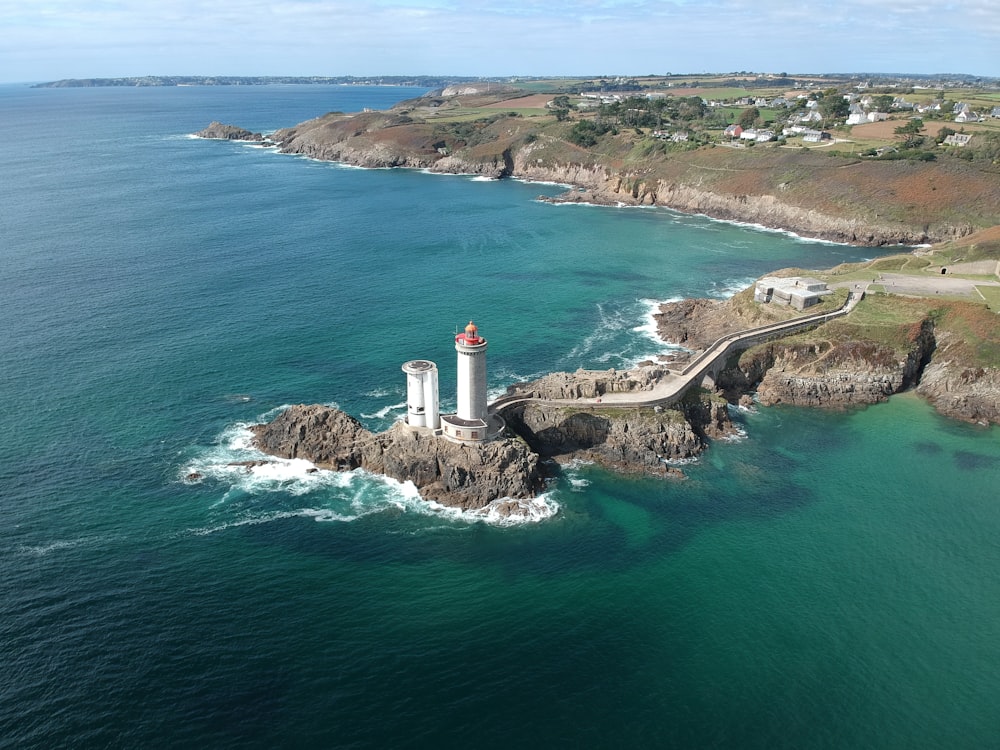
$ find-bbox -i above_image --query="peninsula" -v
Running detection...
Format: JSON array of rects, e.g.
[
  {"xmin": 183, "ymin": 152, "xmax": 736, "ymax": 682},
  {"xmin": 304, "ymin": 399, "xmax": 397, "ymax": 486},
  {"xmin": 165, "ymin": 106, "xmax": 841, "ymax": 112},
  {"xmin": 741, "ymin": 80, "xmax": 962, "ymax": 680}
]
[
  {"xmin": 245, "ymin": 229, "xmax": 998, "ymax": 517},
  {"xmin": 196, "ymin": 73, "xmax": 1000, "ymax": 245},
  {"xmin": 196, "ymin": 75, "xmax": 998, "ymax": 517}
]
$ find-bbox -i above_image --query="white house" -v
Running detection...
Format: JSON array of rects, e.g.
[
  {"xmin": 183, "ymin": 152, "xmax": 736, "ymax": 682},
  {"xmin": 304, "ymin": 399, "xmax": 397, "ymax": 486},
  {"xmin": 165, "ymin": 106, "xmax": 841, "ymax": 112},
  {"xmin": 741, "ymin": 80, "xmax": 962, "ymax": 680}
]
[{"xmin": 943, "ymin": 133, "xmax": 973, "ymax": 147}]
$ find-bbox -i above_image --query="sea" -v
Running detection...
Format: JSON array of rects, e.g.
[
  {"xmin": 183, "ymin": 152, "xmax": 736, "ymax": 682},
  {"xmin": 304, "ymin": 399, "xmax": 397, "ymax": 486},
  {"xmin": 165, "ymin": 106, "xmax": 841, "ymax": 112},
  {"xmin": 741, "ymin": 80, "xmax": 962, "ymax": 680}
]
[{"xmin": 2, "ymin": 83, "xmax": 999, "ymax": 749}]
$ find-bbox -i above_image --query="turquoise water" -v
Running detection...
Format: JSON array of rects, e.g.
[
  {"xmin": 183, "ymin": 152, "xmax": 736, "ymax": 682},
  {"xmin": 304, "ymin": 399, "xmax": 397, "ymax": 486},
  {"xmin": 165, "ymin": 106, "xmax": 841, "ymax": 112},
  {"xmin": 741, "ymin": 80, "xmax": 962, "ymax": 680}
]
[{"xmin": 2, "ymin": 84, "xmax": 999, "ymax": 748}]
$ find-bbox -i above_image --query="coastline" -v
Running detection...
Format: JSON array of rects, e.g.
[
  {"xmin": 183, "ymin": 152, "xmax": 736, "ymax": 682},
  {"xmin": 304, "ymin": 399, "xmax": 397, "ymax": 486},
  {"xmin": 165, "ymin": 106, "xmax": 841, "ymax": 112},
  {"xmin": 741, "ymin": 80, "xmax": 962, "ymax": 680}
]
[{"xmin": 195, "ymin": 116, "xmax": 987, "ymax": 247}]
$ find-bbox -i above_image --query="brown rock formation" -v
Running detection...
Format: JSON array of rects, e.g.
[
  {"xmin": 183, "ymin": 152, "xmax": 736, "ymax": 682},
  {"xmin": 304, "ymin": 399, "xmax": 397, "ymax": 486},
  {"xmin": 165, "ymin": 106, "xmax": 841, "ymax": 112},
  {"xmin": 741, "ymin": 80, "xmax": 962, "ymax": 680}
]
[
  {"xmin": 250, "ymin": 404, "xmax": 543, "ymax": 511},
  {"xmin": 503, "ymin": 367, "xmax": 673, "ymax": 401},
  {"xmin": 195, "ymin": 121, "xmax": 264, "ymax": 141},
  {"xmin": 498, "ymin": 389, "xmax": 734, "ymax": 475}
]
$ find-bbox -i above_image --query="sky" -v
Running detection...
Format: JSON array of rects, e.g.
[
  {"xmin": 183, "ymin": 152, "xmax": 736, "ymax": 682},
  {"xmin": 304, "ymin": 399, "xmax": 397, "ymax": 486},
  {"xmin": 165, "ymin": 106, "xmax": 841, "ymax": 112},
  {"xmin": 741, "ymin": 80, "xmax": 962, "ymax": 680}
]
[{"xmin": 1, "ymin": 0, "xmax": 997, "ymax": 83}]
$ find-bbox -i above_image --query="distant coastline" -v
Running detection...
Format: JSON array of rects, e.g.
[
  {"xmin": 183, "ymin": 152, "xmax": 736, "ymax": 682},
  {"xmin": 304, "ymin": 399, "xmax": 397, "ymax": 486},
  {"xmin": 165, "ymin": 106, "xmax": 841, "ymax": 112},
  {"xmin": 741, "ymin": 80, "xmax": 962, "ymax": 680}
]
[{"xmin": 32, "ymin": 75, "xmax": 456, "ymax": 89}]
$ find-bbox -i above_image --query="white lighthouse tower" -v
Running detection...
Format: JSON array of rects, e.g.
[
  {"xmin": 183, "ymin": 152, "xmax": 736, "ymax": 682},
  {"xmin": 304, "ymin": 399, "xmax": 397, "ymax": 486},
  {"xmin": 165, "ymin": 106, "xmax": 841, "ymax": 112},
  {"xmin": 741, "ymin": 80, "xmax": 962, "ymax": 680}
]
[
  {"xmin": 455, "ymin": 321, "xmax": 488, "ymax": 423},
  {"xmin": 440, "ymin": 321, "xmax": 490, "ymax": 443},
  {"xmin": 401, "ymin": 359, "xmax": 440, "ymax": 429}
]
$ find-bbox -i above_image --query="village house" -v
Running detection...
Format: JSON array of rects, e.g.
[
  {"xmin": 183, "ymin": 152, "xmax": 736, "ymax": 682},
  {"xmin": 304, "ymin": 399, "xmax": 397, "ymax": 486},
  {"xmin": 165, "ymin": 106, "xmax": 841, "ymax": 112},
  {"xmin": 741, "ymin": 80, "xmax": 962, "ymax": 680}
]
[{"xmin": 943, "ymin": 133, "xmax": 973, "ymax": 147}]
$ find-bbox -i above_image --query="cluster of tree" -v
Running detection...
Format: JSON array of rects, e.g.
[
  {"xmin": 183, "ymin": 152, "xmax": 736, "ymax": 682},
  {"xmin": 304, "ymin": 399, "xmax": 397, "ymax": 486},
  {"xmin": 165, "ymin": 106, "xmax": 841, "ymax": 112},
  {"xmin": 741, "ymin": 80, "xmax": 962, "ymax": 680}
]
[
  {"xmin": 432, "ymin": 112, "xmax": 519, "ymax": 148},
  {"xmin": 567, "ymin": 119, "xmax": 617, "ymax": 147},
  {"xmin": 596, "ymin": 95, "xmax": 707, "ymax": 130}
]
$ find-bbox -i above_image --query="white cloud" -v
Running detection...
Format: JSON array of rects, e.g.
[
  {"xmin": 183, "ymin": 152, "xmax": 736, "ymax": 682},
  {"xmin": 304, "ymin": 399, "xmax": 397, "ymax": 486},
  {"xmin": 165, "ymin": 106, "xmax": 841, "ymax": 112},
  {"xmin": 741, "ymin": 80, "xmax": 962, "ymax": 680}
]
[{"xmin": 0, "ymin": 0, "xmax": 995, "ymax": 81}]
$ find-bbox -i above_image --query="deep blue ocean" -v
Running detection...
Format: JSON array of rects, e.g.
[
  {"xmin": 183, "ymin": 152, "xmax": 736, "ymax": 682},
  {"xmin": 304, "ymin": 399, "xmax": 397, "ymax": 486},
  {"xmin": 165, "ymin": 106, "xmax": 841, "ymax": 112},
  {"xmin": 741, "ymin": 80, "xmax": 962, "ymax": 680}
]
[{"xmin": 2, "ymin": 83, "xmax": 999, "ymax": 749}]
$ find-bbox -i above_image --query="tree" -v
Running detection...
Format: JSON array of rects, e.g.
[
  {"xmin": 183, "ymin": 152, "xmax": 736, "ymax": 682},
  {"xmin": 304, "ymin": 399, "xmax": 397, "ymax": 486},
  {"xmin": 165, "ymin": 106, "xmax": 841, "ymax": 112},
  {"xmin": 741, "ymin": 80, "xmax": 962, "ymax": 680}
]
[
  {"xmin": 819, "ymin": 95, "xmax": 850, "ymax": 121},
  {"xmin": 936, "ymin": 126, "xmax": 956, "ymax": 144},
  {"xmin": 738, "ymin": 106, "xmax": 760, "ymax": 129},
  {"xmin": 873, "ymin": 94, "xmax": 895, "ymax": 112},
  {"xmin": 894, "ymin": 118, "xmax": 924, "ymax": 135}
]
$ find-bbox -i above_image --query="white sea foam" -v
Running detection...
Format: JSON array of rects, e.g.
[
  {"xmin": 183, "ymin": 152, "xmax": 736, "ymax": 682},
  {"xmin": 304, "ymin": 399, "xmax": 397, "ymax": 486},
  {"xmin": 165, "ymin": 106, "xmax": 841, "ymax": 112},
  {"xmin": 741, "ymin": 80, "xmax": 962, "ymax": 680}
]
[
  {"xmin": 361, "ymin": 401, "xmax": 406, "ymax": 420},
  {"xmin": 706, "ymin": 277, "xmax": 756, "ymax": 299},
  {"xmin": 189, "ymin": 507, "xmax": 359, "ymax": 536},
  {"xmin": 183, "ymin": 415, "xmax": 559, "ymax": 528},
  {"xmin": 512, "ymin": 177, "xmax": 573, "ymax": 189},
  {"xmin": 18, "ymin": 539, "xmax": 85, "ymax": 556}
]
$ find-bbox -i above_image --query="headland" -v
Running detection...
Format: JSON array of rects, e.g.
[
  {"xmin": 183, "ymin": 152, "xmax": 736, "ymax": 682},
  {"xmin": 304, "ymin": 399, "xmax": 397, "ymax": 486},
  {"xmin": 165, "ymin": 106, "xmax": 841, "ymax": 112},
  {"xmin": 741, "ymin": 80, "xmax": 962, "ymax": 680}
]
[
  {"xmin": 196, "ymin": 78, "xmax": 998, "ymax": 516},
  {"xmin": 194, "ymin": 75, "xmax": 1000, "ymax": 246}
]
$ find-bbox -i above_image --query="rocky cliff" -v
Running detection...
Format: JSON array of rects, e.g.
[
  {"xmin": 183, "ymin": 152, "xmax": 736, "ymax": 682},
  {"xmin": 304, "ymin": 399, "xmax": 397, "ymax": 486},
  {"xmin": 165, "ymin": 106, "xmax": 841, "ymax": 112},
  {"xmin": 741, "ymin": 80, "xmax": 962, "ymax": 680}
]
[
  {"xmin": 251, "ymin": 404, "xmax": 544, "ymax": 511},
  {"xmin": 197, "ymin": 111, "xmax": 991, "ymax": 246},
  {"xmin": 497, "ymin": 371, "xmax": 736, "ymax": 474},
  {"xmin": 502, "ymin": 366, "xmax": 673, "ymax": 400},
  {"xmin": 745, "ymin": 324, "xmax": 935, "ymax": 408},
  {"xmin": 195, "ymin": 121, "xmax": 264, "ymax": 141},
  {"xmin": 916, "ymin": 363, "xmax": 1000, "ymax": 425},
  {"xmin": 657, "ymin": 290, "xmax": 1000, "ymax": 425}
]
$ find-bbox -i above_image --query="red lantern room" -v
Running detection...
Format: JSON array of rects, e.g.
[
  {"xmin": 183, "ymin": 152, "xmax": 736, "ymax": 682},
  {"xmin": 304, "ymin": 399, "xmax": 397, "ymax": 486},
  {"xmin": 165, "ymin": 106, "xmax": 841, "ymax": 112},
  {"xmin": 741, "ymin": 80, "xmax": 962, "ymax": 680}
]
[{"xmin": 457, "ymin": 321, "xmax": 481, "ymax": 345}]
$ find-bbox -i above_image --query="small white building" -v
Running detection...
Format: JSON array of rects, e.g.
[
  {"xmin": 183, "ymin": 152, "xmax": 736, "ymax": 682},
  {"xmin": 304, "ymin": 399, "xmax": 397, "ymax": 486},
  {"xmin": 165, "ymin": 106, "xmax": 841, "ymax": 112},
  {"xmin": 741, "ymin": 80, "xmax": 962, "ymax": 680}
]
[
  {"xmin": 943, "ymin": 133, "xmax": 973, "ymax": 147},
  {"xmin": 755, "ymin": 277, "xmax": 831, "ymax": 310}
]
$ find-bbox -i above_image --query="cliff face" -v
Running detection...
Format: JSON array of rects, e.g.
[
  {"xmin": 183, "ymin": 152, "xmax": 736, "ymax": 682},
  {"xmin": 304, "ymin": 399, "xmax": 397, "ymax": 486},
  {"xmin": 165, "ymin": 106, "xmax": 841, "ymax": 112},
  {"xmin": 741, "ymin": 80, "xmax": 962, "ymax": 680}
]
[
  {"xmin": 538, "ymin": 175, "xmax": 946, "ymax": 246},
  {"xmin": 747, "ymin": 326, "xmax": 935, "ymax": 408},
  {"xmin": 499, "ymin": 392, "xmax": 734, "ymax": 475},
  {"xmin": 660, "ymin": 291, "xmax": 1000, "ymax": 425},
  {"xmin": 251, "ymin": 404, "xmax": 544, "ymax": 510},
  {"xmin": 916, "ymin": 363, "xmax": 1000, "ymax": 424},
  {"xmin": 199, "ymin": 112, "xmax": 991, "ymax": 245}
]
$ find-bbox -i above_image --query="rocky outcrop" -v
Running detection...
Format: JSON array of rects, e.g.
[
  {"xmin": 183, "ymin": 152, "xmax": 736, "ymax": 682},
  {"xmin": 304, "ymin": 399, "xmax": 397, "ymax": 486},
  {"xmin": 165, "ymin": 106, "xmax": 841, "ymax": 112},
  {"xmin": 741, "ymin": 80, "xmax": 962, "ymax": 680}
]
[
  {"xmin": 251, "ymin": 404, "xmax": 543, "ymax": 511},
  {"xmin": 917, "ymin": 361, "xmax": 1000, "ymax": 425},
  {"xmin": 498, "ymin": 388, "xmax": 735, "ymax": 475},
  {"xmin": 195, "ymin": 121, "xmax": 264, "ymax": 141},
  {"xmin": 751, "ymin": 334, "xmax": 933, "ymax": 408},
  {"xmin": 503, "ymin": 366, "xmax": 673, "ymax": 401}
]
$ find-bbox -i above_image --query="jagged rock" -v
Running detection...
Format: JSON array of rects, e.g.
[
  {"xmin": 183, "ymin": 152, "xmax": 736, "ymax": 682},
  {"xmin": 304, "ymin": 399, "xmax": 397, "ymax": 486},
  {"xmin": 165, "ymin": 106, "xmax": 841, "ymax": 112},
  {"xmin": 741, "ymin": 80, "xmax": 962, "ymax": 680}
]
[
  {"xmin": 500, "ymin": 394, "xmax": 733, "ymax": 476},
  {"xmin": 917, "ymin": 362, "xmax": 1000, "ymax": 425},
  {"xmin": 251, "ymin": 404, "xmax": 543, "ymax": 511},
  {"xmin": 195, "ymin": 121, "xmax": 264, "ymax": 141},
  {"xmin": 751, "ymin": 324, "xmax": 935, "ymax": 408},
  {"xmin": 504, "ymin": 366, "xmax": 672, "ymax": 401}
]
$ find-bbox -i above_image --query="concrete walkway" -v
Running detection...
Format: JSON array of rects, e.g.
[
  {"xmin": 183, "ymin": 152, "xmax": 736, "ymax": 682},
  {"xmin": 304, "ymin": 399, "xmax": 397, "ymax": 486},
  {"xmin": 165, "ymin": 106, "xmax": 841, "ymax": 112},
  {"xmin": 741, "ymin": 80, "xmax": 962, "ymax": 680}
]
[{"xmin": 492, "ymin": 288, "xmax": 865, "ymax": 413}]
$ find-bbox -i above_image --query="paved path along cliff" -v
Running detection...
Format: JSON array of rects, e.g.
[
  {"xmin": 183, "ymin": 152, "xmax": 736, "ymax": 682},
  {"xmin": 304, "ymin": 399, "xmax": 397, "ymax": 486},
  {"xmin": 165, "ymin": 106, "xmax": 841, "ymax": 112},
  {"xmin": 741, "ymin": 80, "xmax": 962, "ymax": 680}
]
[{"xmin": 493, "ymin": 287, "xmax": 865, "ymax": 414}]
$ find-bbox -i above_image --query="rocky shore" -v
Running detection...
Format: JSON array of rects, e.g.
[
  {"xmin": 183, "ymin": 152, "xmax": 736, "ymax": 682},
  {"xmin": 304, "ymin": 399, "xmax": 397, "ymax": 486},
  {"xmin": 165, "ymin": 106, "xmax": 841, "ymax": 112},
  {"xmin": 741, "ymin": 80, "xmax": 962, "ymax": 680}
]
[
  {"xmin": 655, "ymin": 295, "xmax": 1000, "ymax": 425},
  {"xmin": 194, "ymin": 121, "xmax": 265, "ymax": 142},
  {"xmin": 248, "ymin": 383, "xmax": 737, "ymax": 515},
  {"xmin": 196, "ymin": 114, "xmax": 982, "ymax": 246}
]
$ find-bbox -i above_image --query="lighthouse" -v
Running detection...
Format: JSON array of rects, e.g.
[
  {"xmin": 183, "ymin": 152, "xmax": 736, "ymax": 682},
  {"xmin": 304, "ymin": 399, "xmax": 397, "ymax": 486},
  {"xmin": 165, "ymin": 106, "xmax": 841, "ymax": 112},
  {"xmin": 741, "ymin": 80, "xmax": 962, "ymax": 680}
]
[
  {"xmin": 455, "ymin": 321, "xmax": 488, "ymax": 423},
  {"xmin": 440, "ymin": 320, "xmax": 491, "ymax": 444}
]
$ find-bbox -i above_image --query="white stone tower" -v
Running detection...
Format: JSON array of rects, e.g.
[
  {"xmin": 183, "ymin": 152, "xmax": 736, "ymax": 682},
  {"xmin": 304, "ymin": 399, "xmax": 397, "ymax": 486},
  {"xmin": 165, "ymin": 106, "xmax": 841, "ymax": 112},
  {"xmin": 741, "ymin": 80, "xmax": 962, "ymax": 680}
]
[
  {"xmin": 455, "ymin": 321, "xmax": 488, "ymax": 423},
  {"xmin": 401, "ymin": 359, "xmax": 440, "ymax": 429}
]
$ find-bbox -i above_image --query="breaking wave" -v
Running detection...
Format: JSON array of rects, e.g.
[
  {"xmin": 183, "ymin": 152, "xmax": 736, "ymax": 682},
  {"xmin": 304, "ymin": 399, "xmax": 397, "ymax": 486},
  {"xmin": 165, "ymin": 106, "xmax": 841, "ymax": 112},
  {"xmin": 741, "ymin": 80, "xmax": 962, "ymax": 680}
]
[{"xmin": 180, "ymin": 417, "xmax": 559, "ymax": 529}]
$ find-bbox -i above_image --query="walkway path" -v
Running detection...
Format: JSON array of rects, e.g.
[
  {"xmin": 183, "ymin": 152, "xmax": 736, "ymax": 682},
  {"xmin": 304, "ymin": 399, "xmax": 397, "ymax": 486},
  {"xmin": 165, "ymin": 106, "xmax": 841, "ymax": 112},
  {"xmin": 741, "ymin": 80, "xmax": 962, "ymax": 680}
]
[{"xmin": 492, "ymin": 287, "xmax": 866, "ymax": 414}]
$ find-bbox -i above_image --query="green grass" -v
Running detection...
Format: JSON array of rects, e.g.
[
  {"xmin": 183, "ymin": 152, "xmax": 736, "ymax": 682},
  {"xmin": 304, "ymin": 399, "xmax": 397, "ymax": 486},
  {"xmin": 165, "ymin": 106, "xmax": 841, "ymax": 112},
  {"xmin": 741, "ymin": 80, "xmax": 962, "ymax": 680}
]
[{"xmin": 976, "ymin": 285, "xmax": 1000, "ymax": 310}]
